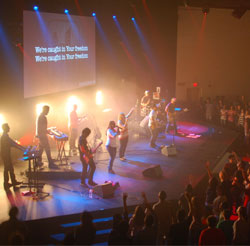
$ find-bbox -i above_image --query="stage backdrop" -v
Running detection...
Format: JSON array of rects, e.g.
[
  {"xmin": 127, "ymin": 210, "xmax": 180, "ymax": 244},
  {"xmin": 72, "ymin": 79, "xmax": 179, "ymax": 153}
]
[{"xmin": 23, "ymin": 10, "xmax": 96, "ymax": 98}]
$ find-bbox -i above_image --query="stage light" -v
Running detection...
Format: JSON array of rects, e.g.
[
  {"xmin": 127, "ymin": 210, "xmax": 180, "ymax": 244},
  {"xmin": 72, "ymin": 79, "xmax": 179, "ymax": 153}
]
[
  {"xmin": 232, "ymin": 8, "xmax": 247, "ymax": 19},
  {"xmin": 33, "ymin": 6, "xmax": 38, "ymax": 11},
  {"xmin": 66, "ymin": 96, "xmax": 83, "ymax": 115},
  {"xmin": 36, "ymin": 103, "xmax": 49, "ymax": 116},
  {"xmin": 64, "ymin": 9, "xmax": 69, "ymax": 14},
  {"xmin": 131, "ymin": 17, "xmax": 135, "ymax": 21},
  {"xmin": 102, "ymin": 108, "xmax": 112, "ymax": 113},
  {"xmin": 0, "ymin": 114, "xmax": 5, "ymax": 133},
  {"xmin": 113, "ymin": 15, "xmax": 116, "ymax": 19},
  {"xmin": 92, "ymin": 12, "xmax": 96, "ymax": 17},
  {"xmin": 202, "ymin": 7, "xmax": 209, "ymax": 15},
  {"xmin": 96, "ymin": 91, "xmax": 103, "ymax": 105}
]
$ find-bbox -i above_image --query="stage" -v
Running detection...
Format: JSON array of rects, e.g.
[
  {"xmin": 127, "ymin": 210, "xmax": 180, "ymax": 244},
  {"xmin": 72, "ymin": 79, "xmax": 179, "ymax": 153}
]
[{"xmin": 0, "ymin": 121, "xmax": 238, "ymax": 223}]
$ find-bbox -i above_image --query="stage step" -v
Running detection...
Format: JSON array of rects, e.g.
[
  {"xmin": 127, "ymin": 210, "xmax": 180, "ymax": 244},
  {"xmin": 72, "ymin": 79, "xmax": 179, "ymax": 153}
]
[{"xmin": 51, "ymin": 214, "xmax": 132, "ymax": 244}]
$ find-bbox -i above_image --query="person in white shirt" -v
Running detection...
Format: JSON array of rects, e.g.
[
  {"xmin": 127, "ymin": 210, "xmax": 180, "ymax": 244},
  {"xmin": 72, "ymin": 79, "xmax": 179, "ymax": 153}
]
[
  {"xmin": 148, "ymin": 104, "xmax": 159, "ymax": 148},
  {"xmin": 117, "ymin": 108, "xmax": 134, "ymax": 161},
  {"xmin": 106, "ymin": 121, "xmax": 119, "ymax": 174}
]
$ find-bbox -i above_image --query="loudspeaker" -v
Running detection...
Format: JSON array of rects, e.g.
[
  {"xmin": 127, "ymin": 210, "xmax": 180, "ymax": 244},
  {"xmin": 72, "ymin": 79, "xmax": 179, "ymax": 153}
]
[
  {"xmin": 161, "ymin": 145, "xmax": 177, "ymax": 156},
  {"xmin": 93, "ymin": 182, "xmax": 114, "ymax": 198},
  {"xmin": 142, "ymin": 165, "xmax": 163, "ymax": 178}
]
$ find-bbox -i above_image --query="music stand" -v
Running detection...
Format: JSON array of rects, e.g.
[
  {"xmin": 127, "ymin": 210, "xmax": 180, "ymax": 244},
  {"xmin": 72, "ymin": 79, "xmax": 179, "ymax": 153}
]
[
  {"xmin": 21, "ymin": 147, "xmax": 50, "ymax": 200},
  {"xmin": 54, "ymin": 136, "xmax": 69, "ymax": 165}
]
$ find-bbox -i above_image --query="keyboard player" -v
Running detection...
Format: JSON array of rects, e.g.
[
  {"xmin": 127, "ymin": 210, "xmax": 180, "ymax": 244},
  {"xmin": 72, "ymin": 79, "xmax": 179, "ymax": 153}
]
[
  {"xmin": 36, "ymin": 105, "xmax": 58, "ymax": 169},
  {"xmin": 1, "ymin": 123, "xmax": 25, "ymax": 190}
]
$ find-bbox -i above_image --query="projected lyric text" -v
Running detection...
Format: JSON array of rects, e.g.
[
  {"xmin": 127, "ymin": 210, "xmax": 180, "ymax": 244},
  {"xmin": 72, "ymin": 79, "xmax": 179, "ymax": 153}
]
[{"xmin": 34, "ymin": 45, "xmax": 88, "ymax": 62}]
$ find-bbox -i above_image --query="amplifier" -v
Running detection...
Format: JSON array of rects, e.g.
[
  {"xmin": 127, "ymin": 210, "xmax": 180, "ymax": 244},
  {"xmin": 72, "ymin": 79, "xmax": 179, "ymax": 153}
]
[{"xmin": 161, "ymin": 145, "xmax": 177, "ymax": 156}]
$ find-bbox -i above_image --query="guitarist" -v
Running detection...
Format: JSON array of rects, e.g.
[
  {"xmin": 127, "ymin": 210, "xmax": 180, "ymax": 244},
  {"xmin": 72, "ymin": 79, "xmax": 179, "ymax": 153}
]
[
  {"xmin": 78, "ymin": 128, "xmax": 99, "ymax": 187},
  {"xmin": 117, "ymin": 107, "xmax": 134, "ymax": 161},
  {"xmin": 165, "ymin": 97, "xmax": 177, "ymax": 135}
]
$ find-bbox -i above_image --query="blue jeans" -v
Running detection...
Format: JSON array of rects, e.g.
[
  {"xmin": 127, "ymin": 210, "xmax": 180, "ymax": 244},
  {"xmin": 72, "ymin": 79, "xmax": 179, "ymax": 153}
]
[
  {"xmin": 119, "ymin": 137, "xmax": 128, "ymax": 158},
  {"xmin": 106, "ymin": 145, "xmax": 116, "ymax": 170},
  {"xmin": 149, "ymin": 127, "xmax": 159, "ymax": 147}
]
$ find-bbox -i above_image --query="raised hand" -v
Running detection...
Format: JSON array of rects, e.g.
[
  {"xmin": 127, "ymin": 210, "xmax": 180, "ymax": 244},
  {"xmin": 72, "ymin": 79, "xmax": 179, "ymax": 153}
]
[{"xmin": 123, "ymin": 192, "xmax": 128, "ymax": 201}]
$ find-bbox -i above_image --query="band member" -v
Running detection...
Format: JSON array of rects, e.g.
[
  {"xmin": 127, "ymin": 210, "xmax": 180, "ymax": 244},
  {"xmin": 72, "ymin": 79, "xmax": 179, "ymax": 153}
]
[
  {"xmin": 117, "ymin": 108, "xmax": 134, "ymax": 161},
  {"xmin": 106, "ymin": 121, "xmax": 119, "ymax": 174},
  {"xmin": 1, "ymin": 123, "xmax": 24, "ymax": 189},
  {"xmin": 78, "ymin": 128, "xmax": 98, "ymax": 187},
  {"xmin": 140, "ymin": 90, "xmax": 151, "ymax": 116},
  {"xmin": 68, "ymin": 104, "xmax": 79, "ymax": 156},
  {"xmin": 148, "ymin": 104, "xmax": 159, "ymax": 148},
  {"xmin": 165, "ymin": 98, "xmax": 177, "ymax": 135},
  {"xmin": 36, "ymin": 105, "xmax": 57, "ymax": 169}
]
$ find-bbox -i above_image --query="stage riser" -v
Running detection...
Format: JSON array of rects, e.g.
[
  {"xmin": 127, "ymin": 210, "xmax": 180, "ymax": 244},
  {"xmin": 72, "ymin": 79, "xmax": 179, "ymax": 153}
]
[{"xmin": 25, "ymin": 170, "xmax": 81, "ymax": 179}]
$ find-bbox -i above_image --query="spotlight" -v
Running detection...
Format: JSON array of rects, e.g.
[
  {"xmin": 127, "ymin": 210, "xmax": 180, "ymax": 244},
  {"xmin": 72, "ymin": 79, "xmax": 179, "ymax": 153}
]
[
  {"xmin": 0, "ymin": 114, "xmax": 5, "ymax": 133},
  {"xmin": 64, "ymin": 9, "xmax": 69, "ymax": 14},
  {"xmin": 102, "ymin": 108, "xmax": 112, "ymax": 113},
  {"xmin": 33, "ymin": 6, "xmax": 38, "ymax": 11},
  {"xmin": 92, "ymin": 12, "xmax": 96, "ymax": 17},
  {"xmin": 131, "ymin": 17, "xmax": 135, "ymax": 21},
  {"xmin": 202, "ymin": 7, "xmax": 209, "ymax": 15},
  {"xmin": 232, "ymin": 8, "xmax": 247, "ymax": 19},
  {"xmin": 113, "ymin": 15, "xmax": 116, "ymax": 19},
  {"xmin": 96, "ymin": 91, "xmax": 103, "ymax": 105},
  {"xmin": 66, "ymin": 96, "xmax": 83, "ymax": 115},
  {"xmin": 36, "ymin": 103, "xmax": 49, "ymax": 116}
]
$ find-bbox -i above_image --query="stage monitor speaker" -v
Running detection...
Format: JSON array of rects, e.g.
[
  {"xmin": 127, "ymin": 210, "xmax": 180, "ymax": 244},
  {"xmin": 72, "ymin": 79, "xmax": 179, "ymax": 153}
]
[
  {"xmin": 161, "ymin": 145, "xmax": 177, "ymax": 156},
  {"xmin": 142, "ymin": 165, "xmax": 163, "ymax": 178},
  {"xmin": 93, "ymin": 182, "xmax": 114, "ymax": 198}
]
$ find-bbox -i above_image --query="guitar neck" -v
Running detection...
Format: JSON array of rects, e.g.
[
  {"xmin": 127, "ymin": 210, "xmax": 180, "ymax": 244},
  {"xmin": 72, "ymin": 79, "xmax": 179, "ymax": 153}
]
[{"xmin": 92, "ymin": 142, "xmax": 103, "ymax": 153}]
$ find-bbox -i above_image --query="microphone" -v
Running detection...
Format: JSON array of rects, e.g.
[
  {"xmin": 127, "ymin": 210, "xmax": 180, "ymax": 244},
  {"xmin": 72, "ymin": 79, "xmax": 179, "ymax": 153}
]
[{"xmin": 115, "ymin": 125, "xmax": 122, "ymax": 130}]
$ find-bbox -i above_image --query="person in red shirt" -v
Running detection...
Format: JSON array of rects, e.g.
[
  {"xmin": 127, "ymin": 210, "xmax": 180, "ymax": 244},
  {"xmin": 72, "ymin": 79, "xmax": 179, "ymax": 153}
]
[
  {"xmin": 78, "ymin": 128, "xmax": 98, "ymax": 186},
  {"xmin": 199, "ymin": 215, "xmax": 226, "ymax": 245}
]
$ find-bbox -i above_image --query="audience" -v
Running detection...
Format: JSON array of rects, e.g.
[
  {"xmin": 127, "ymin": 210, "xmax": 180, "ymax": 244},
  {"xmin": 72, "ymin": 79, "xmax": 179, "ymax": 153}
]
[
  {"xmin": 217, "ymin": 209, "xmax": 234, "ymax": 245},
  {"xmin": 198, "ymin": 215, "xmax": 226, "ymax": 245},
  {"xmin": 0, "ymin": 206, "xmax": 28, "ymax": 245},
  {"xmin": 133, "ymin": 213, "xmax": 157, "ymax": 245},
  {"xmin": 168, "ymin": 208, "xmax": 192, "ymax": 245},
  {"xmin": 74, "ymin": 211, "xmax": 96, "ymax": 245},
  {"xmin": 153, "ymin": 190, "xmax": 173, "ymax": 244},
  {"xmin": 232, "ymin": 206, "xmax": 249, "ymax": 245}
]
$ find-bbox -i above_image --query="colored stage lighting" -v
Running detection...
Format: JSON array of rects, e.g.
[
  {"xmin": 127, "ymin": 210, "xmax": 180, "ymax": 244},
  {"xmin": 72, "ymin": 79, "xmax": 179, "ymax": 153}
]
[
  {"xmin": 66, "ymin": 96, "xmax": 83, "ymax": 115},
  {"xmin": 36, "ymin": 103, "xmax": 49, "ymax": 116},
  {"xmin": 96, "ymin": 91, "xmax": 103, "ymax": 105},
  {"xmin": 64, "ymin": 9, "xmax": 69, "ymax": 14},
  {"xmin": 92, "ymin": 12, "xmax": 96, "ymax": 17},
  {"xmin": 33, "ymin": 6, "xmax": 38, "ymax": 11},
  {"xmin": 131, "ymin": 17, "xmax": 135, "ymax": 21},
  {"xmin": 0, "ymin": 114, "xmax": 5, "ymax": 133},
  {"xmin": 113, "ymin": 15, "xmax": 116, "ymax": 19},
  {"xmin": 202, "ymin": 7, "xmax": 209, "ymax": 15},
  {"xmin": 102, "ymin": 108, "xmax": 112, "ymax": 113}
]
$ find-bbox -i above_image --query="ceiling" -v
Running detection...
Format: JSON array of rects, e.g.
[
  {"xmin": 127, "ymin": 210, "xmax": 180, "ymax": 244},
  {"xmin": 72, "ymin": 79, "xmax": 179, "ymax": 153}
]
[{"xmin": 183, "ymin": 0, "xmax": 250, "ymax": 9}]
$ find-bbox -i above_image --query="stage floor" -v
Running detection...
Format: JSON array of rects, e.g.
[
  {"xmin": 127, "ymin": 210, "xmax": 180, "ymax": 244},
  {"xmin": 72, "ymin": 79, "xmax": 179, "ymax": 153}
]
[{"xmin": 0, "ymin": 121, "xmax": 238, "ymax": 222}]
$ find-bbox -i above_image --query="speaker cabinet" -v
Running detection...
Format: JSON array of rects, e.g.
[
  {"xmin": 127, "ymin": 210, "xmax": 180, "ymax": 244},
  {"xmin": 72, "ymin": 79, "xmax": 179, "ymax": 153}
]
[
  {"xmin": 161, "ymin": 145, "xmax": 177, "ymax": 156},
  {"xmin": 142, "ymin": 165, "xmax": 163, "ymax": 178},
  {"xmin": 93, "ymin": 182, "xmax": 114, "ymax": 198}
]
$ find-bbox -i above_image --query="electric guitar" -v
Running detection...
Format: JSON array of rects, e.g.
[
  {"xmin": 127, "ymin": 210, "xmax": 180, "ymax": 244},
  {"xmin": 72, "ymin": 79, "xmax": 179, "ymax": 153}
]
[{"xmin": 83, "ymin": 141, "xmax": 103, "ymax": 163}]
